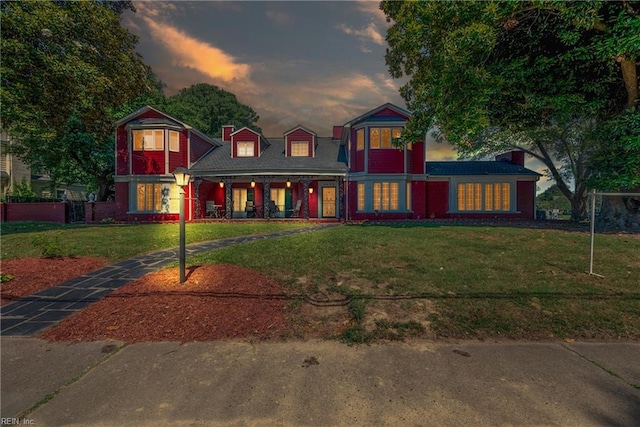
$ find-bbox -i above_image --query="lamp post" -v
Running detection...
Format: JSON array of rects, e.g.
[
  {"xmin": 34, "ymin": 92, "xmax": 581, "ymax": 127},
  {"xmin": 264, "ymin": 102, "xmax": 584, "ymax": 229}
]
[{"xmin": 173, "ymin": 166, "xmax": 192, "ymax": 283}]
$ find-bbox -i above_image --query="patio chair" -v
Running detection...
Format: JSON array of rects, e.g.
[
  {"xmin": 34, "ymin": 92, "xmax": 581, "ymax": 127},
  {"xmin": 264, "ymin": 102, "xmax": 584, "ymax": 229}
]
[
  {"xmin": 268, "ymin": 200, "xmax": 280, "ymax": 218},
  {"xmin": 245, "ymin": 201, "xmax": 256, "ymax": 218},
  {"xmin": 288, "ymin": 200, "xmax": 302, "ymax": 218}
]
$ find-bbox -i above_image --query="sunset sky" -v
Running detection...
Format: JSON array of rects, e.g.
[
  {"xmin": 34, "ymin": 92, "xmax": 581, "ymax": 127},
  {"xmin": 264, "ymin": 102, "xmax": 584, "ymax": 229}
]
[{"xmin": 123, "ymin": 1, "xmax": 550, "ymax": 190}]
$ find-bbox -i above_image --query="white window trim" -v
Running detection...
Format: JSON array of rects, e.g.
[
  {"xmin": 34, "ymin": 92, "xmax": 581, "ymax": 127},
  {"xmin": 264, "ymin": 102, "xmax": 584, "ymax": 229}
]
[
  {"xmin": 290, "ymin": 141, "xmax": 309, "ymax": 157},
  {"xmin": 236, "ymin": 141, "xmax": 255, "ymax": 157}
]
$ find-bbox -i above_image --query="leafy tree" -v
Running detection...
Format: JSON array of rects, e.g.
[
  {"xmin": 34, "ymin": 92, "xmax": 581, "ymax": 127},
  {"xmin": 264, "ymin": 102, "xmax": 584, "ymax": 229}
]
[
  {"xmin": 1, "ymin": 0, "xmax": 158, "ymax": 201},
  {"xmin": 162, "ymin": 84, "xmax": 261, "ymax": 138},
  {"xmin": 536, "ymin": 184, "xmax": 571, "ymax": 213},
  {"xmin": 382, "ymin": 0, "xmax": 639, "ymax": 223}
]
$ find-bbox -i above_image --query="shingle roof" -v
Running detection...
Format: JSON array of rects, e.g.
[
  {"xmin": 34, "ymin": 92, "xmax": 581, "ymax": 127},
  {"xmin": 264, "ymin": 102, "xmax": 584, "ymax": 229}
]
[
  {"xmin": 426, "ymin": 161, "xmax": 541, "ymax": 176},
  {"xmin": 190, "ymin": 137, "xmax": 347, "ymax": 176}
]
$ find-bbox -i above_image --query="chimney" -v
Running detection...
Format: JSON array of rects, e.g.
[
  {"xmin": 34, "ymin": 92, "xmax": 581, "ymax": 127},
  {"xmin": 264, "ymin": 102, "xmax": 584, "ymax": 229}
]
[
  {"xmin": 495, "ymin": 150, "xmax": 524, "ymax": 167},
  {"xmin": 222, "ymin": 125, "xmax": 235, "ymax": 142},
  {"xmin": 332, "ymin": 125, "xmax": 343, "ymax": 140}
]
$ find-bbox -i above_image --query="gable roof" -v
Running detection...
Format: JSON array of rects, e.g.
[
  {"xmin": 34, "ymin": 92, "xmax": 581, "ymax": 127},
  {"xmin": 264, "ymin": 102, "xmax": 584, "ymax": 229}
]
[
  {"xmin": 426, "ymin": 161, "xmax": 541, "ymax": 176},
  {"xmin": 113, "ymin": 105, "xmax": 219, "ymax": 147},
  {"xmin": 284, "ymin": 124, "xmax": 317, "ymax": 137},
  {"xmin": 346, "ymin": 103, "xmax": 411, "ymax": 127},
  {"xmin": 190, "ymin": 137, "xmax": 347, "ymax": 176}
]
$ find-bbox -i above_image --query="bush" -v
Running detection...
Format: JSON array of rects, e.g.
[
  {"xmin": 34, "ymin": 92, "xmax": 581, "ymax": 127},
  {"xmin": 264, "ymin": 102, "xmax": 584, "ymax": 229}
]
[{"xmin": 32, "ymin": 234, "xmax": 65, "ymax": 258}]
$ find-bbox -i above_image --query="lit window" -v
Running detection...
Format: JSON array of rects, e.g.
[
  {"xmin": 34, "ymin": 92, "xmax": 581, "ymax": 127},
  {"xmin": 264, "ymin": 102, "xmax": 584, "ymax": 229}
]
[
  {"xmin": 357, "ymin": 129, "xmax": 364, "ymax": 151},
  {"xmin": 132, "ymin": 129, "xmax": 164, "ymax": 151},
  {"xmin": 237, "ymin": 141, "xmax": 254, "ymax": 157},
  {"xmin": 457, "ymin": 182, "xmax": 511, "ymax": 212},
  {"xmin": 357, "ymin": 183, "xmax": 365, "ymax": 211},
  {"xmin": 370, "ymin": 128, "xmax": 380, "ymax": 149},
  {"xmin": 370, "ymin": 127, "xmax": 405, "ymax": 149},
  {"xmin": 373, "ymin": 182, "xmax": 399, "ymax": 211},
  {"xmin": 406, "ymin": 182, "xmax": 411, "ymax": 210},
  {"xmin": 291, "ymin": 141, "xmax": 309, "ymax": 157},
  {"xmin": 135, "ymin": 183, "xmax": 177, "ymax": 212},
  {"xmin": 169, "ymin": 131, "xmax": 179, "ymax": 152},
  {"xmin": 381, "ymin": 128, "xmax": 392, "ymax": 149}
]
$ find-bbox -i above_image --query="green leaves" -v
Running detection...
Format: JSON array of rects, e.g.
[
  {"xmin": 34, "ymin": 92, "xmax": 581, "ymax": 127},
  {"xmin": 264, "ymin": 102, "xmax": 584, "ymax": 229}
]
[{"xmin": 0, "ymin": 1, "xmax": 159, "ymax": 200}]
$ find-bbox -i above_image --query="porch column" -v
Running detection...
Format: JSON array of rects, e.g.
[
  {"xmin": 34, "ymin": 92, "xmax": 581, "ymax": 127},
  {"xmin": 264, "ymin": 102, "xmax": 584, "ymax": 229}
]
[
  {"xmin": 194, "ymin": 178, "xmax": 202, "ymax": 219},
  {"xmin": 262, "ymin": 177, "xmax": 272, "ymax": 218},
  {"xmin": 336, "ymin": 176, "xmax": 344, "ymax": 220},
  {"xmin": 302, "ymin": 177, "xmax": 310, "ymax": 219},
  {"xmin": 223, "ymin": 177, "xmax": 234, "ymax": 219}
]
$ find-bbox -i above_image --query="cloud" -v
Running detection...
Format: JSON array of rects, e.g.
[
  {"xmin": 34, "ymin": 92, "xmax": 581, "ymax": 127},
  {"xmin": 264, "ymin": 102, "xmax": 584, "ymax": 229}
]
[
  {"xmin": 338, "ymin": 22, "xmax": 385, "ymax": 46},
  {"xmin": 266, "ymin": 10, "xmax": 293, "ymax": 26},
  {"xmin": 354, "ymin": 1, "xmax": 390, "ymax": 27},
  {"xmin": 141, "ymin": 16, "xmax": 251, "ymax": 84}
]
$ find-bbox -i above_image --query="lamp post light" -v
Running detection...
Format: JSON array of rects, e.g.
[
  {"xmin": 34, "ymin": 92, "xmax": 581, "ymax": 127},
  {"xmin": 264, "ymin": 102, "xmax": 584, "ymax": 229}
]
[{"xmin": 173, "ymin": 166, "xmax": 192, "ymax": 283}]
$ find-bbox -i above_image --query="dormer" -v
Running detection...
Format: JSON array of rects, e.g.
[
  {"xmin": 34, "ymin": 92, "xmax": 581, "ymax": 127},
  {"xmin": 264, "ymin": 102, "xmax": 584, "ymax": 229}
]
[
  {"xmin": 284, "ymin": 125, "xmax": 316, "ymax": 158},
  {"xmin": 230, "ymin": 127, "xmax": 269, "ymax": 158},
  {"xmin": 222, "ymin": 125, "xmax": 235, "ymax": 142}
]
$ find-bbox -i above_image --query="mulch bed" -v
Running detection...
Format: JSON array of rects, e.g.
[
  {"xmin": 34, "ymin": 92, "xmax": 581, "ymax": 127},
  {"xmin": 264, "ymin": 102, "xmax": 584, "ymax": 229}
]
[
  {"xmin": 41, "ymin": 264, "xmax": 291, "ymax": 343},
  {"xmin": 0, "ymin": 257, "xmax": 109, "ymax": 306}
]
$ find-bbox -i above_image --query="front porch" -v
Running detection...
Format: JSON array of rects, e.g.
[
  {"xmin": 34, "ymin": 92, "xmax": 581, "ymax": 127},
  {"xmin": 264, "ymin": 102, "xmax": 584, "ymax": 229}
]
[{"xmin": 192, "ymin": 175, "xmax": 345, "ymax": 220}]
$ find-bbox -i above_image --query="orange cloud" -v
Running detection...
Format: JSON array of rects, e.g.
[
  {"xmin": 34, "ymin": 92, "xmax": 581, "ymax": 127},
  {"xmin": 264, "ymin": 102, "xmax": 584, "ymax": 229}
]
[
  {"xmin": 142, "ymin": 16, "xmax": 251, "ymax": 83},
  {"xmin": 338, "ymin": 23, "xmax": 385, "ymax": 46}
]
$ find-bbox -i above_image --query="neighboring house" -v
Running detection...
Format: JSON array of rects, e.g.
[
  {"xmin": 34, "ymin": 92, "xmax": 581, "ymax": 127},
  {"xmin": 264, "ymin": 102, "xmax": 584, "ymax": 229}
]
[
  {"xmin": 113, "ymin": 103, "xmax": 540, "ymax": 222},
  {"xmin": 0, "ymin": 129, "xmax": 87, "ymax": 201}
]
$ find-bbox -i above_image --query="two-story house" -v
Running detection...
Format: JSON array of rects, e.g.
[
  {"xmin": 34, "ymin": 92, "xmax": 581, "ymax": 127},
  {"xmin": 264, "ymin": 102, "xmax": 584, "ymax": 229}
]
[{"xmin": 113, "ymin": 103, "xmax": 540, "ymax": 222}]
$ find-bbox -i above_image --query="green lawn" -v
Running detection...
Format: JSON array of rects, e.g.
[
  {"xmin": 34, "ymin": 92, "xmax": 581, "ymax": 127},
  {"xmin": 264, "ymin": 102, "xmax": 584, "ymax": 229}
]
[
  {"xmin": 0, "ymin": 221, "xmax": 311, "ymax": 262},
  {"xmin": 187, "ymin": 224, "xmax": 640, "ymax": 341}
]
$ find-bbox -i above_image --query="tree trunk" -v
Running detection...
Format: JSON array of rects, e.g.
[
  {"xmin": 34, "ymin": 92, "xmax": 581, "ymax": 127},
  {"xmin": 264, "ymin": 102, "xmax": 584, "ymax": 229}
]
[
  {"xmin": 569, "ymin": 194, "xmax": 587, "ymax": 222},
  {"xmin": 596, "ymin": 192, "xmax": 640, "ymax": 230},
  {"xmin": 95, "ymin": 173, "xmax": 112, "ymax": 202}
]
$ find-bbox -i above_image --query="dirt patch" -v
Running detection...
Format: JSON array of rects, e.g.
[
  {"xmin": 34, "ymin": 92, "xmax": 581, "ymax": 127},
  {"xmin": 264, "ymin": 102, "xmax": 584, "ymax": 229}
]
[
  {"xmin": 0, "ymin": 257, "xmax": 108, "ymax": 306},
  {"xmin": 362, "ymin": 299, "xmax": 437, "ymax": 338},
  {"xmin": 41, "ymin": 264, "xmax": 293, "ymax": 343}
]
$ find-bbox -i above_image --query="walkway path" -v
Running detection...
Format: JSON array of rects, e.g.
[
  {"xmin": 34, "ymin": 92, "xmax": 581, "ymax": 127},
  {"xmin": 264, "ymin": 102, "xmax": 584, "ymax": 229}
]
[{"xmin": 1, "ymin": 223, "xmax": 340, "ymax": 337}]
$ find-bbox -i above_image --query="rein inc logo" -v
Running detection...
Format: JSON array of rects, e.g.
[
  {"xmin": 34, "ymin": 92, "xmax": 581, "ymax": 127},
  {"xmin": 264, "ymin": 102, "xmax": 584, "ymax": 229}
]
[{"xmin": 1, "ymin": 419, "xmax": 34, "ymax": 425}]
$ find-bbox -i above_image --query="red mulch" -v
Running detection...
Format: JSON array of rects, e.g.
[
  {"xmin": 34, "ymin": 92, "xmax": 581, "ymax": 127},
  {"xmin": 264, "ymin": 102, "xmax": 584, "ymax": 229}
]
[
  {"xmin": 41, "ymin": 264, "xmax": 291, "ymax": 343},
  {"xmin": 0, "ymin": 257, "xmax": 109, "ymax": 306}
]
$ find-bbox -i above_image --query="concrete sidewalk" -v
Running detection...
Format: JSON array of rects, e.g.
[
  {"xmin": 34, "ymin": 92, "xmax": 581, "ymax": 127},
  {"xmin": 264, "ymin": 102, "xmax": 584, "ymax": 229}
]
[{"xmin": 2, "ymin": 338, "xmax": 639, "ymax": 426}]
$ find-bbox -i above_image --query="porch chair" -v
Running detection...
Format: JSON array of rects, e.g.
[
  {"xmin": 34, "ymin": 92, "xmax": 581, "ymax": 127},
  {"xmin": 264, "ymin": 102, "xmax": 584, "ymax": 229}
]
[
  {"xmin": 288, "ymin": 199, "xmax": 302, "ymax": 218},
  {"xmin": 245, "ymin": 201, "xmax": 256, "ymax": 218},
  {"xmin": 205, "ymin": 201, "xmax": 218, "ymax": 218},
  {"xmin": 268, "ymin": 200, "xmax": 280, "ymax": 218}
]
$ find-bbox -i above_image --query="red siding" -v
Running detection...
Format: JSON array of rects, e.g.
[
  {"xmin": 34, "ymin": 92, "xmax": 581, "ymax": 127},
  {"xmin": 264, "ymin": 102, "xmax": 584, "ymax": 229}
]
[
  {"xmin": 132, "ymin": 150, "xmax": 164, "ymax": 175},
  {"xmin": 517, "ymin": 181, "xmax": 535, "ymax": 220},
  {"xmin": 115, "ymin": 182, "xmax": 129, "ymax": 221},
  {"xmin": 190, "ymin": 131, "xmax": 213, "ymax": 164},
  {"xmin": 116, "ymin": 126, "xmax": 129, "ymax": 175},
  {"xmin": 412, "ymin": 181, "xmax": 427, "ymax": 219},
  {"xmin": 411, "ymin": 141, "xmax": 425, "ymax": 174},
  {"xmin": 231, "ymin": 129, "xmax": 259, "ymax": 158},
  {"xmin": 308, "ymin": 181, "xmax": 318, "ymax": 218},
  {"xmin": 426, "ymin": 181, "xmax": 449, "ymax": 218},
  {"xmin": 286, "ymin": 129, "xmax": 314, "ymax": 157},
  {"xmin": 368, "ymin": 149, "xmax": 405, "ymax": 173}
]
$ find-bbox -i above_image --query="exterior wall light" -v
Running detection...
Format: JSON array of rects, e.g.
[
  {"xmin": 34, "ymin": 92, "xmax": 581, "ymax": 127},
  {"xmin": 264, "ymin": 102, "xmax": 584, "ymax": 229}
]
[
  {"xmin": 286, "ymin": 179, "xmax": 291, "ymax": 188},
  {"xmin": 309, "ymin": 187, "xmax": 314, "ymax": 194},
  {"xmin": 251, "ymin": 180, "xmax": 256, "ymax": 188}
]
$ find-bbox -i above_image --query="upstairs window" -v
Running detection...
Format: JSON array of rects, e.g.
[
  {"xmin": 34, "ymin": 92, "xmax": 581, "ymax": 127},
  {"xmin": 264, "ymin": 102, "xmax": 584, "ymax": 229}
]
[
  {"xmin": 356, "ymin": 129, "xmax": 364, "ymax": 151},
  {"xmin": 169, "ymin": 131, "xmax": 179, "ymax": 152},
  {"xmin": 291, "ymin": 141, "xmax": 309, "ymax": 157},
  {"xmin": 237, "ymin": 141, "xmax": 255, "ymax": 157},
  {"xmin": 370, "ymin": 127, "xmax": 404, "ymax": 149},
  {"xmin": 133, "ymin": 130, "xmax": 164, "ymax": 151}
]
